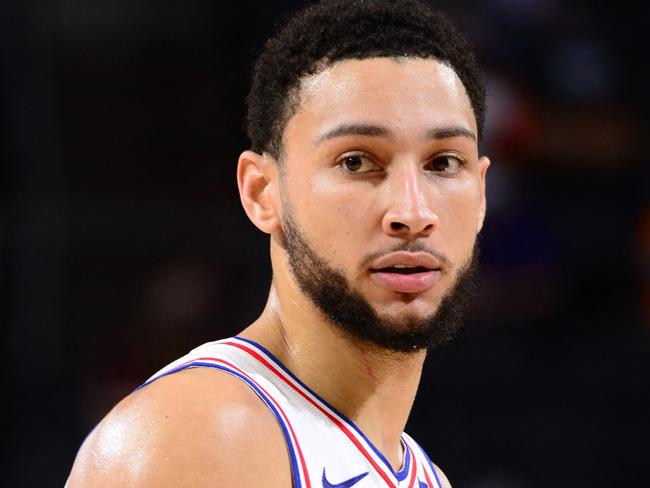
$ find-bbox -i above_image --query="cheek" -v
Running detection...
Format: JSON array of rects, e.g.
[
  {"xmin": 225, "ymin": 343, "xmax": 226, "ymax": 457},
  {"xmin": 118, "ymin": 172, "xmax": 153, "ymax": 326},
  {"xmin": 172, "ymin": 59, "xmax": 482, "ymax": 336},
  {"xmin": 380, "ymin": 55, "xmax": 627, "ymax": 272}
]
[
  {"xmin": 289, "ymin": 173, "xmax": 371, "ymax": 260},
  {"xmin": 437, "ymin": 179, "xmax": 482, "ymax": 244}
]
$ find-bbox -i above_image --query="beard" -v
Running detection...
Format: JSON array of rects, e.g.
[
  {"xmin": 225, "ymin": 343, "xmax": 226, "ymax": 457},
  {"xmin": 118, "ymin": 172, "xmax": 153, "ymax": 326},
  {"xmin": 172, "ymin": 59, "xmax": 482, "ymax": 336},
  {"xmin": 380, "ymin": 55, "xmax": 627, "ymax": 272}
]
[{"xmin": 281, "ymin": 214, "xmax": 479, "ymax": 354}]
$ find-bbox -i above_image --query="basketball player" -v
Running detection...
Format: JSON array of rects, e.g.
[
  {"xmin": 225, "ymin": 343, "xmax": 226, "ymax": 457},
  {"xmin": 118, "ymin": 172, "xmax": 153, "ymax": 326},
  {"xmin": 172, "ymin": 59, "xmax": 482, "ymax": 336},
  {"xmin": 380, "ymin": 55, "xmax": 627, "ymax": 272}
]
[{"xmin": 67, "ymin": 1, "xmax": 489, "ymax": 486}]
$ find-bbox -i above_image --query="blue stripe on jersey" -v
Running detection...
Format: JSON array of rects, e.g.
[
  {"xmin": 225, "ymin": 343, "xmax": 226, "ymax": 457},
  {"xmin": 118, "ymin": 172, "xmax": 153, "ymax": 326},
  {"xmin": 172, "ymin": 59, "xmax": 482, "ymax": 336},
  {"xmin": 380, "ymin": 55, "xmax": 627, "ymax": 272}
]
[
  {"xmin": 234, "ymin": 336, "xmax": 410, "ymax": 481},
  {"xmin": 138, "ymin": 361, "xmax": 303, "ymax": 488},
  {"xmin": 395, "ymin": 442, "xmax": 411, "ymax": 482}
]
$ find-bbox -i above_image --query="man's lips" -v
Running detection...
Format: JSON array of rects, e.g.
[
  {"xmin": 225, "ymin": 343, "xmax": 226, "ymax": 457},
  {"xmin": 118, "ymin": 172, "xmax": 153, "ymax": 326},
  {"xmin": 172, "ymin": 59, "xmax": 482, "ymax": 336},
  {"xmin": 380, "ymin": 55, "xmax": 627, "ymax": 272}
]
[
  {"xmin": 369, "ymin": 251, "xmax": 443, "ymax": 294},
  {"xmin": 370, "ymin": 251, "xmax": 442, "ymax": 271}
]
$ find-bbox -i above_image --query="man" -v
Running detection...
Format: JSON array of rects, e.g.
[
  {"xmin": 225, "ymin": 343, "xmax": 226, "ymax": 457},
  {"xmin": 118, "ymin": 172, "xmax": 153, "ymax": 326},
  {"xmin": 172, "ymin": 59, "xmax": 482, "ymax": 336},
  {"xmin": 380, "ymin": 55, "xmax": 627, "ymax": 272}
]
[{"xmin": 67, "ymin": 0, "xmax": 489, "ymax": 486}]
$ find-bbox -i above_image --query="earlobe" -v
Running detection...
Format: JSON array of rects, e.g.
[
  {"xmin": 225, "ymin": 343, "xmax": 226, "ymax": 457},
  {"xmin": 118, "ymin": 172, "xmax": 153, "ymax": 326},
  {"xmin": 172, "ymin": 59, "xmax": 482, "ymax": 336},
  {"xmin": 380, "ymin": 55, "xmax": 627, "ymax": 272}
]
[
  {"xmin": 476, "ymin": 155, "xmax": 490, "ymax": 233},
  {"xmin": 237, "ymin": 150, "xmax": 280, "ymax": 234}
]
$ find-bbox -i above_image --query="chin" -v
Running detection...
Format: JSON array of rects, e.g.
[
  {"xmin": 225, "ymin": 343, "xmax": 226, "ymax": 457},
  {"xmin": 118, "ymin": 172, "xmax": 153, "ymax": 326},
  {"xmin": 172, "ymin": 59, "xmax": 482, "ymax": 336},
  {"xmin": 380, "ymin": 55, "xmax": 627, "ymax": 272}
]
[
  {"xmin": 373, "ymin": 299, "xmax": 439, "ymax": 323},
  {"xmin": 370, "ymin": 283, "xmax": 443, "ymax": 306}
]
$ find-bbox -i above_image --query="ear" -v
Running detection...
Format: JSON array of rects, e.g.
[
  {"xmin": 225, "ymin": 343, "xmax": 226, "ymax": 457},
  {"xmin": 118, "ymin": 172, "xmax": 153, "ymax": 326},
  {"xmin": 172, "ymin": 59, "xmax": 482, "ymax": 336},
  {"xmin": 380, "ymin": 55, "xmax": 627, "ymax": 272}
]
[
  {"xmin": 476, "ymin": 155, "xmax": 490, "ymax": 233},
  {"xmin": 237, "ymin": 150, "xmax": 281, "ymax": 234}
]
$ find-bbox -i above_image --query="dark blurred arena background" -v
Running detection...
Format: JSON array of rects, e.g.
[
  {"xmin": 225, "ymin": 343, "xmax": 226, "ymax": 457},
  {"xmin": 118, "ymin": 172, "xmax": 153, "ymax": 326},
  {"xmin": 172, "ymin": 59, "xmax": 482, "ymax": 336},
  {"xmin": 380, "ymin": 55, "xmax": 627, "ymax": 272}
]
[{"xmin": 2, "ymin": 0, "xmax": 649, "ymax": 486}]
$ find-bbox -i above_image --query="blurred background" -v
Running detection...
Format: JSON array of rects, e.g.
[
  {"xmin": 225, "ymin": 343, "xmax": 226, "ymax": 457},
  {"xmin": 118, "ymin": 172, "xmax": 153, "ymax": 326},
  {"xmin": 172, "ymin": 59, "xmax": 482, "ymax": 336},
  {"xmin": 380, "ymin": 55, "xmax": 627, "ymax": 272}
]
[{"xmin": 2, "ymin": 0, "xmax": 649, "ymax": 486}]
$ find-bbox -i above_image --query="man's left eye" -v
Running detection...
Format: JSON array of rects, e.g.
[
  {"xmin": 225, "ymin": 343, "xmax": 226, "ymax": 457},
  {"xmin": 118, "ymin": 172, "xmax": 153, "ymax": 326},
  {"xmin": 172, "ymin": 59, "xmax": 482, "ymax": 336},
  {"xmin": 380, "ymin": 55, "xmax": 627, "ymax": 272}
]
[{"xmin": 428, "ymin": 155, "xmax": 465, "ymax": 173}]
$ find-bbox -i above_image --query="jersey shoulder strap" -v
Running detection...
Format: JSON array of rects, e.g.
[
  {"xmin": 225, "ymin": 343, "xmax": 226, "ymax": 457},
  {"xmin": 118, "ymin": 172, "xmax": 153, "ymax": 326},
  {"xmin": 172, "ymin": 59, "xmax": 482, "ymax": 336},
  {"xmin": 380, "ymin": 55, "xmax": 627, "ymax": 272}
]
[{"xmin": 140, "ymin": 337, "xmax": 444, "ymax": 488}]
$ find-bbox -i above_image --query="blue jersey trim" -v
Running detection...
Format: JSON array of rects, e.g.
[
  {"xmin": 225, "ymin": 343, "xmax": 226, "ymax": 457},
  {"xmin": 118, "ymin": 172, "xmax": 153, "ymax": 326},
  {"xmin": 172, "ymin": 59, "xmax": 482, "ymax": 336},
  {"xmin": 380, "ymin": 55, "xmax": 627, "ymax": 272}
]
[
  {"xmin": 139, "ymin": 361, "xmax": 303, "ymax": 488},
  {"xmin": 395, "ymin": 441, "xmax": 411, "ymax": 482},
  {"xmin": 234, "ymin": 335, "xmax": 410, "ymax": 480}
]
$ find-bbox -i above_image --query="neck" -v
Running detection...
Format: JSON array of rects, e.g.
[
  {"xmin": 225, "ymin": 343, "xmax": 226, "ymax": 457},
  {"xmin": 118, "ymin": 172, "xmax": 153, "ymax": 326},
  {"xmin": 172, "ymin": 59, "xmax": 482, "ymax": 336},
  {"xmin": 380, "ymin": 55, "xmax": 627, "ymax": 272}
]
[{"xmin": 241, "ymin": 284, "xmax": 427, "ymax": 470}]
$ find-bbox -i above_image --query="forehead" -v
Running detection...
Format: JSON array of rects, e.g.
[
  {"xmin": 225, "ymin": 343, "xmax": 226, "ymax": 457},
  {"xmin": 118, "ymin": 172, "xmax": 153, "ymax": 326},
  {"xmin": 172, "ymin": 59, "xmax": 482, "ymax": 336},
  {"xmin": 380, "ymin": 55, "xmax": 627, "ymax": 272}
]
[{"xmin": 283, "ymin": 57, "xmax": 476, "ymax": 149}]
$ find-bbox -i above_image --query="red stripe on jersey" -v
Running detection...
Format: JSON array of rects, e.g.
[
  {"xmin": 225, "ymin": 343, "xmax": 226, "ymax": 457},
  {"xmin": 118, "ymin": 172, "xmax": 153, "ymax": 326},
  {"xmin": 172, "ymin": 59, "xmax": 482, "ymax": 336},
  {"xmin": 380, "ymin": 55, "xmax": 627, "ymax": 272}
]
[
  {"xmin": 423, "ymin": 466, "xmax": 437, "ymax": 488},
  {"xmin": 406, "ymin": 445, "xmax": 418, "ymax": 488}
]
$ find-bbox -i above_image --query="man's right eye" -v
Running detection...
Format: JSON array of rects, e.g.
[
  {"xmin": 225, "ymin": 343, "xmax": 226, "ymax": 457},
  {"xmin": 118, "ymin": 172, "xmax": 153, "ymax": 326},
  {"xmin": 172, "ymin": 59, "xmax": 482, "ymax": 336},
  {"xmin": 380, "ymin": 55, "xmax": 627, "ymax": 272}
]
[{"xmin": 338, "ymin": 154, "xmax": 379, "ymax": 173}]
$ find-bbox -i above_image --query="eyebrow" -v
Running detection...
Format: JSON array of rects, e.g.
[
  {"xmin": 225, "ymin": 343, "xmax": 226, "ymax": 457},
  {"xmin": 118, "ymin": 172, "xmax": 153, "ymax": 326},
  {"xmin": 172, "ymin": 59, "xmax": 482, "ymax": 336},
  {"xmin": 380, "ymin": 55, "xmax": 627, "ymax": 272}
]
[
  {"xmin": 315, "ymin": 123, "xmax": 476, "ymax": 144},
  {"xmin": 427, "ymin": 126, "xmax": 476, "ymax": 142},
  {"xmin": 316, "ymin": 123, "xmax": 389, "ymax": 143}
]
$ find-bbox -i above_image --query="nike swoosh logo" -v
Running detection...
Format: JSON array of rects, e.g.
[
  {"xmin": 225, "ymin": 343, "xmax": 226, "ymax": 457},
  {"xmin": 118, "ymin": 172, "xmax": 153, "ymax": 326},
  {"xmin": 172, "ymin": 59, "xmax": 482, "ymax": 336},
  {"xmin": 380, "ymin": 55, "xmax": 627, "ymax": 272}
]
[{"xmin": 322, "ymin": 468, "xmax": 369, "ymax": 488}]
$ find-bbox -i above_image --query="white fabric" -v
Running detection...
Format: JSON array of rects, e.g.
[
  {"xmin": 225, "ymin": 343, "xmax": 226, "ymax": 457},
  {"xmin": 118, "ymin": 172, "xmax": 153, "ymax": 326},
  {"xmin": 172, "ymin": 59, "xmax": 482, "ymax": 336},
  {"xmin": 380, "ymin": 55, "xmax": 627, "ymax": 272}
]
[{"xmin": 144, "ymin": 337, "xmax": 443, "ymax": 488}]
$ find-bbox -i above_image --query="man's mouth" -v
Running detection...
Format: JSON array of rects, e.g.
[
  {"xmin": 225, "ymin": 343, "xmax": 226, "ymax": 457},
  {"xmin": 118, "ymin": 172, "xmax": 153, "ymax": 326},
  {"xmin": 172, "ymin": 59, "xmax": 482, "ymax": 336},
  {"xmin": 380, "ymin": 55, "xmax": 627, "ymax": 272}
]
[
  {"xmin": 376, "ymin": 265, "xmax": 432, "ymax": 275},
  {"xmin": 368, "ymin": 251, "xmax": 445, "ymax": 294},
  {"xmin": 370, "ymin": 268, "xmax": 442, "ymax": 294},
  {"xmin": 370, "ymin": 267, "xmax": 440, "ymax": 294}
]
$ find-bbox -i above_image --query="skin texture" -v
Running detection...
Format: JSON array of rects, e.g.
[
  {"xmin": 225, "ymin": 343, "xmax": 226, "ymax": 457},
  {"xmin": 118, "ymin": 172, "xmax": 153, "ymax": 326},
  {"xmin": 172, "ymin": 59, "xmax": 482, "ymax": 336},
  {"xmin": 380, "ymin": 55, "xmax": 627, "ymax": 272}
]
[
  {"xmin": 66, "ymin": 368, "xmax": 292, "ymax": 487},
  {"xmin": 67, "ymin": 57, "xmax": 488, "ymax": 487}
]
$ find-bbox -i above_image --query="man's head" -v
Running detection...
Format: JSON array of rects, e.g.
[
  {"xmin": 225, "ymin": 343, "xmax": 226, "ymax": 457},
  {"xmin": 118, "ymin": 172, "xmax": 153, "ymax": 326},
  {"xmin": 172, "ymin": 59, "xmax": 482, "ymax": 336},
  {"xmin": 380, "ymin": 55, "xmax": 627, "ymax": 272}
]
[
  {"xmin": 246, "ymin": 0, "xmax": 486, "ymax": 160},
  {"xmin": 237, "ymin": 0, "xmax": 489, "ymax": 353}
]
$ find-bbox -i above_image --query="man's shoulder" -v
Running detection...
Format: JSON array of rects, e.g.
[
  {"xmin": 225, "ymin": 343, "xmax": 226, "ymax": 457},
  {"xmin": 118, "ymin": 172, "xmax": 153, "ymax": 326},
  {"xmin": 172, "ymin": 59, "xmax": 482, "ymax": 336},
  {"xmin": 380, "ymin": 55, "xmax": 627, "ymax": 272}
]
[{"xmin": 67, "ymin": 367, "xmax": 291, "ymax": 487}]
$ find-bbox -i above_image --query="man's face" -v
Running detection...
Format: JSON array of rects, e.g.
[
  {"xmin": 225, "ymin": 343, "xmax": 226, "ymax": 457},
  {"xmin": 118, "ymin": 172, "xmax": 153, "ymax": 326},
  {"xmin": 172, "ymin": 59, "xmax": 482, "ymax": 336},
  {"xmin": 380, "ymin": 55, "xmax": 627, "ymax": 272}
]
[{"xmin": 276, "ymin": 57, "xmax": 489, "ymax": 351}]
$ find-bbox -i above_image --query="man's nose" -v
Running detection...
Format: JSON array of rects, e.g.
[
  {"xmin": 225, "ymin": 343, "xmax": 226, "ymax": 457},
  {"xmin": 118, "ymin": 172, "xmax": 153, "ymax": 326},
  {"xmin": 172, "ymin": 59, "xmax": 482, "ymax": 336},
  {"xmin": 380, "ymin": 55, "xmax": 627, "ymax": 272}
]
[{"xmin": 381, "ymin": 166, "xmax": 439, "ymax": 239}]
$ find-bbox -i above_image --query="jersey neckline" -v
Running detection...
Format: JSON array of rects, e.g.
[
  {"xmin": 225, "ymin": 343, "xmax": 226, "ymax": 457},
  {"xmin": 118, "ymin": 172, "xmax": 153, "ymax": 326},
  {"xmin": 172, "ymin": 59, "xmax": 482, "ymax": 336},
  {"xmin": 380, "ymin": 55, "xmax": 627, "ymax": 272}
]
[{"xmin": 233, "ymin": 335, "xmax": 412, "ymax": 481}]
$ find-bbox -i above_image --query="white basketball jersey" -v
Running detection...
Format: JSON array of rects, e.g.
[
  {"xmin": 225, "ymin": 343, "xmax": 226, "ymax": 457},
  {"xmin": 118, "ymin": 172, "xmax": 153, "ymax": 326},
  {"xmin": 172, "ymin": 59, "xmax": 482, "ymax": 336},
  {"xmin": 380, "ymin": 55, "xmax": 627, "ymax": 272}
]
[{"xmin": 142, "ymin": 336, "xmax": 444, "ymax": 488}]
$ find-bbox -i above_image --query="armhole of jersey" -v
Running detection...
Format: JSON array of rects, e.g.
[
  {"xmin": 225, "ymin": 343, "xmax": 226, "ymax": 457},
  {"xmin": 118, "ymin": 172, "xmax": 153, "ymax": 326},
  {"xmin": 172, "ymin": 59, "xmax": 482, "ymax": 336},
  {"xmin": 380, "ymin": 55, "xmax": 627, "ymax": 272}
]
[{"xmin": 138, "ymin": 362, "xmax": 303, "ymax": 488}]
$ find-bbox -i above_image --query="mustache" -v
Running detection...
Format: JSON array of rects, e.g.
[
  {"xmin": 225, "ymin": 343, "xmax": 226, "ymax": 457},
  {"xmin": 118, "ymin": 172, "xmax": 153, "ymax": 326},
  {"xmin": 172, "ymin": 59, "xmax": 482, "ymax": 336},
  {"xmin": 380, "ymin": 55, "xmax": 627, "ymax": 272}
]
[{"xmin": 359, "ymin": 241, "xmax": 452, "ymax": 269}]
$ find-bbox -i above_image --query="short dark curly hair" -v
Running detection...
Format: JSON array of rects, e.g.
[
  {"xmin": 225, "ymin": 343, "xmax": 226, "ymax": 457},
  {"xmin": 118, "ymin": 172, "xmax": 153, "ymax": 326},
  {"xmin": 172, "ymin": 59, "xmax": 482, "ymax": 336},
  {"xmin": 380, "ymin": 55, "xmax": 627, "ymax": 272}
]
[{"xmin": 246, "ymin": 0, "xmax": 485, "ymax": 160}]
